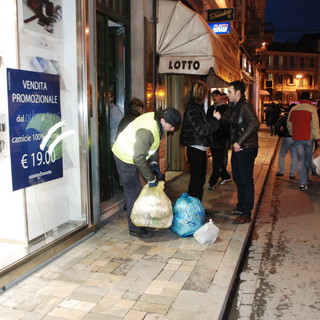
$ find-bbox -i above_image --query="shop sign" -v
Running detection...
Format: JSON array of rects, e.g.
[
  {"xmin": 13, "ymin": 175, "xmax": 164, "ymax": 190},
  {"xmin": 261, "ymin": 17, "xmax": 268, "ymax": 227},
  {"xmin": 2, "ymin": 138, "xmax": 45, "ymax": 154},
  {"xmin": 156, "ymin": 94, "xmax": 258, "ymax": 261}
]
[
  {"xmin": 207, "ymin": 8, "xmax": 234, "ymax": 22},
  {"xmin": 158, "ymin": 56, "xmax": 213, "ymax": 75},
  {"xmin": 7, "ymin": 68, "xmax": 63, "ymax": 191},
  {"xmin": 208, "ymin": 22, "xmax": 231, "ymax": 34}
]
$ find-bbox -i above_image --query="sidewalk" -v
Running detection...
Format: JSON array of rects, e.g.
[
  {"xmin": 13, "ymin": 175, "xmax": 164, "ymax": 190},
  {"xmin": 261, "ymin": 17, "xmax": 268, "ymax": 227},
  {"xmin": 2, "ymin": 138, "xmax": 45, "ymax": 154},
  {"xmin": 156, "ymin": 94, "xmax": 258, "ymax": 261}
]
[{"xmin": 0, "ymin": 125, "xmax": 278, "ymax": 320}]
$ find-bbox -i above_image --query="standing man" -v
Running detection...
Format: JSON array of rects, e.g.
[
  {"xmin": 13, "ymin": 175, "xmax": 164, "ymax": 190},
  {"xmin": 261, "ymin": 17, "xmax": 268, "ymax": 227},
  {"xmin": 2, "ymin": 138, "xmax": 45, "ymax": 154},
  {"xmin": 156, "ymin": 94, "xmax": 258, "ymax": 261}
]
[
  {"xmin": 207, "ymin": 90, "xmax": 231, "ymax": 190},
  {"xmin": 224, "ymin": 81, "xmax": 260, "ymax": 224},
  {"xmin": 109, "ymin": 90, "xmax": 123, "ymax": 146},
  {"xmin": 112, "ymin": 107, "xmax": 181, "ymax": 238},
  {"xmin": 109, "ymin": 90, "xmax": 124, "ymax": 191},
  {"xmin": 275, "ymin": 104, "xmax": 297, "ymax": 180},
  {"xmin": 221, "ymin": 92, "xmax": 229, "ymax": 105},
  {"xmin": 287, "ymin": 92, "xmax": 320, "ymax": 191},
  {"xmin": 265, "ymin": 102, "xmax": 281, "ymax": 136},
  {"xmin": 116, "ymin": 97, "xmax": 144, "ymax": 136}
]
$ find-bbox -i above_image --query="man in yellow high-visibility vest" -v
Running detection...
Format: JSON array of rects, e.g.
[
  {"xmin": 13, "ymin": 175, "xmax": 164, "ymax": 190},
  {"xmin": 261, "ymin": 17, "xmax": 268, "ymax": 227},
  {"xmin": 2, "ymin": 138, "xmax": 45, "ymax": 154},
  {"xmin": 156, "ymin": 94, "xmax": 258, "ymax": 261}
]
[{"xmin": 112, "ymin": 107, "xmax": 181, "ymax": 238}]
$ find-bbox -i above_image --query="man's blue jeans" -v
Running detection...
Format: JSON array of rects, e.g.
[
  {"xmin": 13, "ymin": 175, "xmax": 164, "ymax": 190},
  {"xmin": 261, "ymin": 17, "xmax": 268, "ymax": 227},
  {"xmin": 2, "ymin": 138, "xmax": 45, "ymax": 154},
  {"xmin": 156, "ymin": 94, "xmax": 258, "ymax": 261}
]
[
  {"xmin": 293, "ymin": 139, "xmax": 313, "ymax": 185},
  {"xmin": 278, "ymin": 137, "xmax": 297, "ymax": 176}
]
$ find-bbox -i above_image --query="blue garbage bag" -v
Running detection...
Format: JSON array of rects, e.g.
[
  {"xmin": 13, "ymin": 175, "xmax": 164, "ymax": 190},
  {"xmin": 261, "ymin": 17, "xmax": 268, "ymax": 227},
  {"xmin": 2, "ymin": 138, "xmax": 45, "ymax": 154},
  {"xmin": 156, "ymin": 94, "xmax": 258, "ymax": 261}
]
[{"xmin": 171, "ymin": 193, "xmax": 205, "ymax": 237}]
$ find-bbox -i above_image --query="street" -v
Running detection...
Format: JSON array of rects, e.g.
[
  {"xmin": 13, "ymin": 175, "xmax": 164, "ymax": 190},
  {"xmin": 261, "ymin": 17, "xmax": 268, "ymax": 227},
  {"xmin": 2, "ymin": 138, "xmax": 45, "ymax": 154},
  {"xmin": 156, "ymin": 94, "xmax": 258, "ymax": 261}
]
[{"xmin": 224, "ymin": 145, "xmax": 320, "ymax": 320}]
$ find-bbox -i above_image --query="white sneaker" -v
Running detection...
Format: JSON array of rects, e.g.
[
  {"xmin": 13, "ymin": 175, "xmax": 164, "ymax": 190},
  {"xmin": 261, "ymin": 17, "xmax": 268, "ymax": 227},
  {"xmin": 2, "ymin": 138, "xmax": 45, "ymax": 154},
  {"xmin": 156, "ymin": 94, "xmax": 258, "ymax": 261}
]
[
  {"xmin": 219, "ymin": 179, "xmax": 232, "ymax": 185},
  {"xmin": 299, "ymin": 184, "xmax": 309, "ymax": 191}
]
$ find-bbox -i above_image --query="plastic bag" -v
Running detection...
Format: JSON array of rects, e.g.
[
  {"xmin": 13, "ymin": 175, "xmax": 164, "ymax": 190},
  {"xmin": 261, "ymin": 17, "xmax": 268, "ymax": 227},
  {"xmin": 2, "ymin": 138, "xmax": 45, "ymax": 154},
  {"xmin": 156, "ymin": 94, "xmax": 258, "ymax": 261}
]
[
  {"xmin": 193, "ymin": 219, "xmax": 219, "ymax": 244},
  {"xmin": 311, "ymin": 148, "xmax": 320, "ymax": 176},
  {"xmin": 131, "ymin": 181, "xmax": 173, "ymax": 229},
  {"xmin": 171, "ymin": 193, "xmax": 205, "ymax": 237}
]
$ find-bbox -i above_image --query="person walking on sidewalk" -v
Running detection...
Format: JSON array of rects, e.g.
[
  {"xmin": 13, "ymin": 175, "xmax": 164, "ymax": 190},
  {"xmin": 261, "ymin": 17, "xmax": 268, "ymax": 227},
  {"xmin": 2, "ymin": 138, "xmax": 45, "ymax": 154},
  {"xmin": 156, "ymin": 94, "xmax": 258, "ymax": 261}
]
[
  {"xmin": 112, "ymin": 107, "xmax": 181, "ymax": 238},
  {"xmin": 265, "ymin": 102, "xmax": 281, "ymax": 136},
  {"xmin": 275, "ymin": 104, "xmax": 297, "ymax": 180},
  {"xmin": 207, "ymin": 89, "xmax": 231, "ymax": 190},
  {"xmin": 223, "ymin": 80, "xmax": 260, "ymax": 224},
  {"xmin": 287, "ymin": 92, "xmax": 320, "ymax": 191},
  {"xmin": 180, "ymin": 80, "xmax": 221, "ymax": 202}
]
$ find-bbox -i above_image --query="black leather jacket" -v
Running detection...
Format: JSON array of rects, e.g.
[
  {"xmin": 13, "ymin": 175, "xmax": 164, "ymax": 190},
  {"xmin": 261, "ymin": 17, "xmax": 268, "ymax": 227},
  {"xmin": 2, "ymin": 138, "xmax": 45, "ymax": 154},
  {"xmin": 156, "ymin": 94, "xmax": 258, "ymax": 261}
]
[
  {"xmin": 222, "ymin": 96, "xmax": 260, "ymax": 148},
  {"xmin": 207, "ymin": 103, "xmax": 230, "ymax": 148},
  {"xmin": 180, "ymin": 100, "xmax": 220, "ymax": 147}
]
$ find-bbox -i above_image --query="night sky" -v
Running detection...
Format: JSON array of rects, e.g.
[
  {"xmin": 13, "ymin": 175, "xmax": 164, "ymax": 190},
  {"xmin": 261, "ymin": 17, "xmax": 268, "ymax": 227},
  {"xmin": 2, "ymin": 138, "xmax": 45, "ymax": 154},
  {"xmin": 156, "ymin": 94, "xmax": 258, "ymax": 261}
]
[{"xmin": 264, "ymin": 0, "xmax": 320, "ymax": 43}]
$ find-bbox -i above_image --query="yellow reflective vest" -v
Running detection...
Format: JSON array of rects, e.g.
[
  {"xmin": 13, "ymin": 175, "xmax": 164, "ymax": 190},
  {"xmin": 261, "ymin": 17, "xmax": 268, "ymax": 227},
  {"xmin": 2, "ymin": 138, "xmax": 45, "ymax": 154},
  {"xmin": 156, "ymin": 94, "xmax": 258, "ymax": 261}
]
[{"xmin": 112, "ymin": 112, "xmax": 160, "ymax": 164}]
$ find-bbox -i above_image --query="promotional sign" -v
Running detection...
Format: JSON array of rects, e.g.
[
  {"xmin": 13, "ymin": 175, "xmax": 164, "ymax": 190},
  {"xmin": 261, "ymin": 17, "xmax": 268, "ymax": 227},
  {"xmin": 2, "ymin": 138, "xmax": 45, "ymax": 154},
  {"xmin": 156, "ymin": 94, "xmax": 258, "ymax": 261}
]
[
  {"xmin": 7, "ymin": 68, "xmax": 63, "ymax": 191},
  {"xmin": 208, "ymin": 22, "xmax": 231, "ymax": 34},
  {"xmin": 207, "ymin": 8, "xmax": 234, "ymax": 22}
]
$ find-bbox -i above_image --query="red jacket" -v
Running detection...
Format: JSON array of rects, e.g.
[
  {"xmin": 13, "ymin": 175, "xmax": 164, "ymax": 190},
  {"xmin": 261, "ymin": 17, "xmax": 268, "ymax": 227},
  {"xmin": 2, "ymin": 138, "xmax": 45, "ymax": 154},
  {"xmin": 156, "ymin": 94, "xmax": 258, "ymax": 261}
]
[{"xmin": 287, "ymin": 100, "xmax": 320, "ymax": 141}]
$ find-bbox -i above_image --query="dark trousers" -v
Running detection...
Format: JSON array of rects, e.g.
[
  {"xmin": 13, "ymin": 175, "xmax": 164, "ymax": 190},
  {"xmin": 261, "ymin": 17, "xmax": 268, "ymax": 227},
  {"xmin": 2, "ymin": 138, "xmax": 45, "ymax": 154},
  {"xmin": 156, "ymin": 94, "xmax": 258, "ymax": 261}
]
[
  {"xmin": 114, "ymin": 155, "xmax": 142, "ymax": 231},
  {"xmin": 209, "ymin": 146, "xmax": 231, "ymax": 185},
  {"xmin": 186, "ymin": 146, "xmax": 207, "ymax": 201},
  {"xmin": 231, "ymin": 147, "xmax": 258, "ymax": 216}
]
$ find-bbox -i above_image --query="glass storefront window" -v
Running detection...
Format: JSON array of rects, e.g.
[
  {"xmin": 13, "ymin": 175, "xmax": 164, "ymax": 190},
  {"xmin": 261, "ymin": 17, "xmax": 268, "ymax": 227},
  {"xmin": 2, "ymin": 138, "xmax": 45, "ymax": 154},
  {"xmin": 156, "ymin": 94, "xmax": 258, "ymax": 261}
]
[{"xmin": 0, "ymin": 0, "xmax": 90, "ymax": 276}]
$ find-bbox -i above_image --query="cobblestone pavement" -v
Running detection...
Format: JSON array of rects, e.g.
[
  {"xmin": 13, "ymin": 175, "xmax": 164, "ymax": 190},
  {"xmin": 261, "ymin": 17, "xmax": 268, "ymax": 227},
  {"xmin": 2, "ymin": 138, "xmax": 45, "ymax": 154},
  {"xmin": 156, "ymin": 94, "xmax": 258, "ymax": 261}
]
[
  {"xmin": 0, "ymin": 126, "xmax": 278, "ymax": 320},
  {"xmin": 229, "ymin": 142, "xmax": 320, "ymax": 320}
]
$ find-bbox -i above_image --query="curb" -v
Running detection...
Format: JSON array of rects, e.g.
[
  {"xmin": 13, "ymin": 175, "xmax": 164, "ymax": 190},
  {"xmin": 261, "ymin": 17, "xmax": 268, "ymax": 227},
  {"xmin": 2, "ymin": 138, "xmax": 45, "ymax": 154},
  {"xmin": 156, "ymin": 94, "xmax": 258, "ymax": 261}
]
[{"xmin": 198, "ymin": 136, "xmax": 279, "ymax": 320}]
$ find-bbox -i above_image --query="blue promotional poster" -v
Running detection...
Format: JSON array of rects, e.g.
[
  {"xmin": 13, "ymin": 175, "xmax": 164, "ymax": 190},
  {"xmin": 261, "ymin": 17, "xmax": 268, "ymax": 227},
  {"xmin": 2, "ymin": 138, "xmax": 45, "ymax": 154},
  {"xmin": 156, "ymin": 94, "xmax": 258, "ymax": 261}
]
[{"xmin": 7, "ymin": 68, "xmax": 63, "ymax": 191}]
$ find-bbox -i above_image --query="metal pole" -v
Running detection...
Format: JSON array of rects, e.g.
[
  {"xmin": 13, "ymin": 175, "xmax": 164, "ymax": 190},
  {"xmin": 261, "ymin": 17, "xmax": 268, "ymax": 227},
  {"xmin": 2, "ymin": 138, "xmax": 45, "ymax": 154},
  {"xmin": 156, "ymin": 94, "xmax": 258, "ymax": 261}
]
[{"xmin": 152, "ymin": 0, "xmax": 157, "ymax": 111}]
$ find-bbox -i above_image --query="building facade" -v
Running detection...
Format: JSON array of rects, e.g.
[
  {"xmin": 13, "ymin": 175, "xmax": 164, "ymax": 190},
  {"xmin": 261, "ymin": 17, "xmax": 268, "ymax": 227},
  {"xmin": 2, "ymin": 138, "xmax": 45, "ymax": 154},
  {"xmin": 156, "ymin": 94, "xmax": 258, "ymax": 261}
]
[
  {"xmin": 0, "ymin": 0, "xmax": 268, "ymax": 290},
  {"xmin": 264, "ymin": 41, "xmax": 319, "ymax": 104}
]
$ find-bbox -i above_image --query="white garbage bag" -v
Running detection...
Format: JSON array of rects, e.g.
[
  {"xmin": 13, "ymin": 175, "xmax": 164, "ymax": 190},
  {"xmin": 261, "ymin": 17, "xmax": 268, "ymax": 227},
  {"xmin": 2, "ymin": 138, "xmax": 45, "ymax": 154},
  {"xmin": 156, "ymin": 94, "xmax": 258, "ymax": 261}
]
[
  {"xmin": 131, "ymin": 181, "xmax": 173, "ymax": 229},
  {"xmin": 311, "ymin": 148, "xmax": 320, "ymax": 176},
  {"xmin": 193, "ymin": 219, "xmax": 219, "ymax": 244}
]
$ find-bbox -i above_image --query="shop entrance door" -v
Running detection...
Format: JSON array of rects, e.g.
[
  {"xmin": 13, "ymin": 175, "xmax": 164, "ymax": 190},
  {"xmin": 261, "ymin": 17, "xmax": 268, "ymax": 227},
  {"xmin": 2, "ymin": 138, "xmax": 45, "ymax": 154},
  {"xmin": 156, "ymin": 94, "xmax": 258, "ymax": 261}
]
[{"xmin": 96, "ymin": 13, "xmax": 126, "ymax": 202}]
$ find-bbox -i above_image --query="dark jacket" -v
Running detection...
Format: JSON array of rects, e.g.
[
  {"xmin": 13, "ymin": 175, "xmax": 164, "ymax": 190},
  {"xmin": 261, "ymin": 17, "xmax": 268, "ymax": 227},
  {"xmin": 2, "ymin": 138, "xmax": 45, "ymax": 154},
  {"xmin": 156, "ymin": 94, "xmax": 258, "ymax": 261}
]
[
  {"xmin": 265, "ymin": 104, "xmax": 281, "ymax": 126},
  {"xmin": 116, "ymin": 109, "xmax": 141, "ymax": 138},
  {"xmin": 223, "ymin": 96, "xmax": 260, "ymax": 149},
  {"xmin": 274, "ymin": 113, "xmax": 291, "ymax": 137},
  {"xmin": 180, "ymin": 100, "xmax": 220, "ymax": 147},
  {"xmin": 207, "ymin": 103, "xmax": 230, "ymax": 148}
]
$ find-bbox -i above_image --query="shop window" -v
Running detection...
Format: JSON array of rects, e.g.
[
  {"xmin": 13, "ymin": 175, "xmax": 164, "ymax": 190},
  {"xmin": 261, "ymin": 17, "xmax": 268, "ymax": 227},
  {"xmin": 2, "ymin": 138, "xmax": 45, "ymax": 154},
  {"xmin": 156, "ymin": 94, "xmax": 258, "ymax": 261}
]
[{"xmin": 0, "ymin": 0, "xmax": 90, "ymax": 272}]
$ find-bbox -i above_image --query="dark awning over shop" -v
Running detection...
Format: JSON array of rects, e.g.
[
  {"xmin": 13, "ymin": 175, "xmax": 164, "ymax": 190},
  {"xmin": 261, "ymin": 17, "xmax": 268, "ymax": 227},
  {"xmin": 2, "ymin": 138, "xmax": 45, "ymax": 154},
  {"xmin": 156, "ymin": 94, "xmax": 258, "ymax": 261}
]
[{"xmin": 157, "ymin": 0, "xmax": 239, "ymax": 83}]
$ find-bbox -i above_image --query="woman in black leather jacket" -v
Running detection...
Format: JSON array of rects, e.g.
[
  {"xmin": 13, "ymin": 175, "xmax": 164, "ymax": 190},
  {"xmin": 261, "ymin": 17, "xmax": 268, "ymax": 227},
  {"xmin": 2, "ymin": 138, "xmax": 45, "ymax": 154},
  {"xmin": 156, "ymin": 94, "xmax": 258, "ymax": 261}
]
[
  {"xmin": 180, "ymin": 80, "xmax": 221, "ymax": 201},
  {"xmin": 223, "ymin": 81, "xmax": 260, "ymax": 224}
]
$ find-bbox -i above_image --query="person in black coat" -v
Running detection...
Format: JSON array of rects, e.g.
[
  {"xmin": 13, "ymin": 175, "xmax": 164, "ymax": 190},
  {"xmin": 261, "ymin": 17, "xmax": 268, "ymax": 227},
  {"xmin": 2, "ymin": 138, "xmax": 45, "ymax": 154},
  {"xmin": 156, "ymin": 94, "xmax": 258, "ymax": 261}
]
[
  {"xmin": 207, "ymin": 90, "xmax": 231, "ymax": 190},
  {"xmin": 116, "ymin": 97, "xmax": 144, "ymax": 137},
  {"xmin": 265, "ymin": 102, "xmax": 281, "ymax": 136},
  {"xmin": 180, "ymin": 80, "xmax": 221, "ymax": 202},
  {"xmin": 223, "ymin": 81, "xmax": 260, "ymax": 224}
]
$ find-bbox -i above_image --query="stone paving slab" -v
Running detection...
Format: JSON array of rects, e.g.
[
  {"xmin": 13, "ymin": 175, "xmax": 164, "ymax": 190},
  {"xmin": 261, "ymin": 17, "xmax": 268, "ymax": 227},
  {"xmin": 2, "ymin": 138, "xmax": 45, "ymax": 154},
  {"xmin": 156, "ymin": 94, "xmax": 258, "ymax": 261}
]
[{"xmin": 0, "ymin": 126, "xmax": 278, "ymax": 320}]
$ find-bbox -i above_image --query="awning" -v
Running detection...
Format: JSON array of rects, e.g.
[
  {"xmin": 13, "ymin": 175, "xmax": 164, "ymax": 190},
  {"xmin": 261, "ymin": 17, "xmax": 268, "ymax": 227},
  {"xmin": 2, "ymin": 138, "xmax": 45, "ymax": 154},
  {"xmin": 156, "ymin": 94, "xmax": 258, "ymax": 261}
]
[
  {"xmin": 260, "ymin": 89, "xmax": 270, "ymax": 96},
  {"xmin": 157, "ymin": 0, "xmax": 239, "ymax": 83}
]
